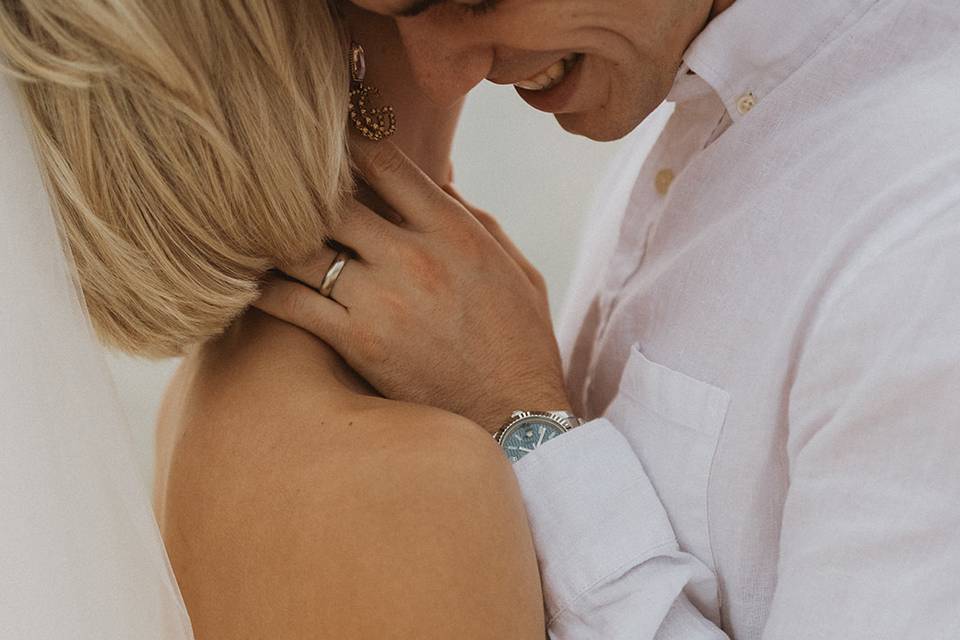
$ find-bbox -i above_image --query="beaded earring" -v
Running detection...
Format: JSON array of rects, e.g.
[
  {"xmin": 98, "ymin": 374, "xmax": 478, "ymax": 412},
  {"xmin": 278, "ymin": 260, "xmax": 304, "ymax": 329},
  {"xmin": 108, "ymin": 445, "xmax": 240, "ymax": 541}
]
[{"xmin": 348, "ymin": 42, "xmax": 397, "ymax": 141}]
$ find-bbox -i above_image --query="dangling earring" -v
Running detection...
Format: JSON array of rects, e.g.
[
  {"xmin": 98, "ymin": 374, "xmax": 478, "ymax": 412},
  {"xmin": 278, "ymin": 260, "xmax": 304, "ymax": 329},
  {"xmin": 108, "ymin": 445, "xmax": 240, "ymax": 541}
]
[{"xmin": 348, "ymin": 42, "xmax": 397, "ymax": 141}]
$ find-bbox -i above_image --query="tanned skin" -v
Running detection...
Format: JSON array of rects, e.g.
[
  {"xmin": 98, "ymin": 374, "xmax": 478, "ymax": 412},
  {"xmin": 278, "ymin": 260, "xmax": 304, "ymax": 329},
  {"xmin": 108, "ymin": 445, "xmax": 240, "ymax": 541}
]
[{"xmin": 153, "ymin": 7, "xmax": 545, "ymax": 639}]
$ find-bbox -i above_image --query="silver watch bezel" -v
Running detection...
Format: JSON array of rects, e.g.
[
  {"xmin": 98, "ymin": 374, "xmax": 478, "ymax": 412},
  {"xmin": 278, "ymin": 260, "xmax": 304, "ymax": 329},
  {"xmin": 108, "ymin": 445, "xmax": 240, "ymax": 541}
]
[
  {"xmin": 493, "ymin": 411, "xmax": 584, "ymax": 460},
  {"xmin": 494, "ymin": 411, "xmax": 564, "ymax": 445}
]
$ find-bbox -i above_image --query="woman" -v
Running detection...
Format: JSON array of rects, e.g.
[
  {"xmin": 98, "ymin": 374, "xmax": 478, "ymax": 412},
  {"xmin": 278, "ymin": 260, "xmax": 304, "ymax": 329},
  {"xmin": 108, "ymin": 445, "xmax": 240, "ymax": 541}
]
[{"xmin": 0, "ymin": 1, "xmax": 545, "ymax": 637}]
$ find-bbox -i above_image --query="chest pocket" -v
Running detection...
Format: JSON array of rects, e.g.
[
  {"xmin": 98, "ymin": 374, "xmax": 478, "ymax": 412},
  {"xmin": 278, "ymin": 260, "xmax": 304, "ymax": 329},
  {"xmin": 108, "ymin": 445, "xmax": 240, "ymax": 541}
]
[{"xmin": 603, "ymin": 342, "xmax": 730, "ymax": 572}]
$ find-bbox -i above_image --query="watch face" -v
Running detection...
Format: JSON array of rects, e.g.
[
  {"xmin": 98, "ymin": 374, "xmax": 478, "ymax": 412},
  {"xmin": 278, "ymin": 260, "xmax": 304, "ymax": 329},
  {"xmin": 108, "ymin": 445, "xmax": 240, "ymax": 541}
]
[{"xmin": 500, "ymin": 417, "xmax": 565, "ymax": 463}]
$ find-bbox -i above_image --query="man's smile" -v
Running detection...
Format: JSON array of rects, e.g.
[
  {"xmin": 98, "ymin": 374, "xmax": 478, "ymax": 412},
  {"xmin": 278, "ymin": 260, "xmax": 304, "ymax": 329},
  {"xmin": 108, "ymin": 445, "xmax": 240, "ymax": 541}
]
[
  {"xmin": 484, "ymin": 52, "xmax": 587, "ymax": 114},
  {"xmin": 512, "ymin": 53, "xmax": 582, "ymax": 91}
]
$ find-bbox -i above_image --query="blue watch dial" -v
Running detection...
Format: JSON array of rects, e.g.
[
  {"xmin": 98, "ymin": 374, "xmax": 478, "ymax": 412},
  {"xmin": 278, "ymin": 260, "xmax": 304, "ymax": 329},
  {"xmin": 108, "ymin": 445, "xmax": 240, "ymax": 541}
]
[{"xmin": 501, "ymin": 417, "xmax": 565, "ymax": 463}]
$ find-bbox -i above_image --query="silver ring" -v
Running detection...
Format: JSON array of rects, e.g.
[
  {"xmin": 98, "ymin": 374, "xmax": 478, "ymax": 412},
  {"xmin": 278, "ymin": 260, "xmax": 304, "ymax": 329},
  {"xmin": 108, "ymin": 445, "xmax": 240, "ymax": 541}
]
[{"xmin": 318, "ymin": 251, "xmax": 349, "ymax": 298}]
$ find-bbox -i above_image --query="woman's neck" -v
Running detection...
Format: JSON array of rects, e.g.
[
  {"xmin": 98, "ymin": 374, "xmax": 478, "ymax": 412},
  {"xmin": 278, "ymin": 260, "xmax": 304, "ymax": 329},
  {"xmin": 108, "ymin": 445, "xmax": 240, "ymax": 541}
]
[{"xmin": 211, "ymin": 308, "xmax": 379, "ymax": 400}]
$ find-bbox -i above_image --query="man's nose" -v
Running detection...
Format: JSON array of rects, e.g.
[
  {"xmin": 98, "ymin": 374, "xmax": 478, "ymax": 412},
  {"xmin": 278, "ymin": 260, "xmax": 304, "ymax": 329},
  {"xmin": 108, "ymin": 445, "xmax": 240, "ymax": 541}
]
[{"xmin": 395, "ymin": 20, "xmax": 494, "ymax": 107}]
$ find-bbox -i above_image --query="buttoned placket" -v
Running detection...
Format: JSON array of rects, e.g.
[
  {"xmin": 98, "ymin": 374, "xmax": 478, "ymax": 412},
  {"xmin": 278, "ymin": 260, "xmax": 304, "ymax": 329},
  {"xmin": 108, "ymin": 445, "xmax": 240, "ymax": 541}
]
[{"xmin": 580, "ymin": 84, "xmax": 732, "ymax": 417}]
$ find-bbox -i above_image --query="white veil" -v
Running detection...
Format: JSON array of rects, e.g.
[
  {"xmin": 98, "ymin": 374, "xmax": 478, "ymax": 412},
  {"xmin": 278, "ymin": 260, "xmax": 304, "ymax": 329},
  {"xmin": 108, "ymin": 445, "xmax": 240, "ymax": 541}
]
[{"xmin": 0, "ymin": 76, "xmax": 193, "ymax": 638}]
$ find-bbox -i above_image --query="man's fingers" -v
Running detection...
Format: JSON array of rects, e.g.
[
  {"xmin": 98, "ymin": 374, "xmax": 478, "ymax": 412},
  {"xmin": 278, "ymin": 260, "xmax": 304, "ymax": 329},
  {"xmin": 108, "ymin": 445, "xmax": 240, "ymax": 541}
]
[
  {"xmin": 280, "ymin": 250, "xmax": 370, "ymax": 309},
  {"xmin": 253, "ymin": 275, "xmax": 351, "ymax": 347},
  {"xmin": 277, "ymin": 244, "xmax": 339, "ymax": 289},
  {"xmin": 479, "ymin": 213, "xmax": 547, "ymax": 290},
  {"xmin": 444, "ymin": 185, "xmax": 547, "ymax": 290},
  {"xmin": 351, "ymin": 139, "xmax": 459, "ymax": 230},
  {"xmin": 332, "ymin": 200, "xmax": 406, "ymax": 264},
  {"xmin": 273, "ymin": 200, "xmax": 400, "ymax": 308}
]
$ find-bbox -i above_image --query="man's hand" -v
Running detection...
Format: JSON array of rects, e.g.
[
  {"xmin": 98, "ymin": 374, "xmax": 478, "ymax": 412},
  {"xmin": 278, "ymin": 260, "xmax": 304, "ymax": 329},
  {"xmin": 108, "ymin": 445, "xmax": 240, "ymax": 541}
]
[{"xmin": 254, "ymin": 140, "xmax": 572, "ymax": 433}]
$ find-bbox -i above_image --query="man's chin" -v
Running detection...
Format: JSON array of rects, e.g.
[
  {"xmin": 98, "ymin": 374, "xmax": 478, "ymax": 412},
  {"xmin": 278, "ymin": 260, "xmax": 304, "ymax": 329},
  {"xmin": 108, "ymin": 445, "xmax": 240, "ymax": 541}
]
[
  {"xmin": 554, "ymin": 77, "xmax": 673, "ymax": 142},
  {"xmin": 555, "ymin": 110, "xmax": 641, "ymax": 142}
]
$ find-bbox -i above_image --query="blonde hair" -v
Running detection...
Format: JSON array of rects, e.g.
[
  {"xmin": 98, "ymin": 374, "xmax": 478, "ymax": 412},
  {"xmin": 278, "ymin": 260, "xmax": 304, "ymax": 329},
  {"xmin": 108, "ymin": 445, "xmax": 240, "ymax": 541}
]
[{"xmin": 0, "ymin": 0, "xmax": 351, "ymax": 357}]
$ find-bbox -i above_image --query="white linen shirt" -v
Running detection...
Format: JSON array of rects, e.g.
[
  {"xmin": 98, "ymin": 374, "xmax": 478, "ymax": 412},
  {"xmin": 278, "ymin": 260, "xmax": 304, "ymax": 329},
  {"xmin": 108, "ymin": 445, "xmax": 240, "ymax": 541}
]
[{"xmin": 512, "ymin": 0, "xmax": 960, "ymax": 638}]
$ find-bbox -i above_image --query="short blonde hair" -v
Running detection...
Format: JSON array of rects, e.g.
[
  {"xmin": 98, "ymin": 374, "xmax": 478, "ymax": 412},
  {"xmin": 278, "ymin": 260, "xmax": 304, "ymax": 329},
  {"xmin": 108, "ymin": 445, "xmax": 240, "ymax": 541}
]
[{"xmin": 0, "ymin": 0, "xmax": 351, "ymax": 357}]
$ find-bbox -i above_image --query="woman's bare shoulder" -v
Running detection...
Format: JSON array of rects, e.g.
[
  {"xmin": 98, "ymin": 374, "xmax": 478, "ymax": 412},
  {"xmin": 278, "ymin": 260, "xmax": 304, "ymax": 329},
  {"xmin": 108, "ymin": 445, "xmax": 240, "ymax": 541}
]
[
  {"xmin": 161, "ymin": 324, "xmax": 512, "ymax": 524},
  {"xmin": 158, "ymin": 311, "xmax": 543, "ymax": 639},
  {"xmin": 156, "ymin": 308, "xmax": 499, "ymax": 477}
]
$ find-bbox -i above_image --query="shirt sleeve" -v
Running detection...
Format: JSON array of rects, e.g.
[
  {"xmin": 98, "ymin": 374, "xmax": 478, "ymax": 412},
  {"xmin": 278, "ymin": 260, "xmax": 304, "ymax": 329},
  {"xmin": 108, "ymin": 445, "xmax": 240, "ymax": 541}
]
[
  {"xmin": 515, "ymin": 207, "xmax": 960, "ymax": 639},
  {"xmin": 513, "ymin": 419, "xmax": 729, "ymax": 639},
  {"xmin": 762, "ymin": 210, "xmax": 960, "ymax": 637}
]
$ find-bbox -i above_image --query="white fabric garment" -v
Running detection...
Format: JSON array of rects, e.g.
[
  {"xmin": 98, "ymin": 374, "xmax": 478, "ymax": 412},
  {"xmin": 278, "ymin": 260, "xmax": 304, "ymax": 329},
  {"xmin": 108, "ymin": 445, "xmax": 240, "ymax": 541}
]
[
  {"xmin": 0, "ymin": 76, "xmax": 194, "ymax": 639},
  {"xmin": 514, "ymin": 0, "xmax": 960, "ymax": 637}
]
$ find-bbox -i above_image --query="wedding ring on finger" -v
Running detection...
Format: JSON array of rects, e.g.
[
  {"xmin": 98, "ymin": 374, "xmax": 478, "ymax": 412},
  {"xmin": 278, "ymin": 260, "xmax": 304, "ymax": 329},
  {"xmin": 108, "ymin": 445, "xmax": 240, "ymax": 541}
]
[{"xmin": 318, "ymin": 251, "xmax": 350, "ymax": 298}]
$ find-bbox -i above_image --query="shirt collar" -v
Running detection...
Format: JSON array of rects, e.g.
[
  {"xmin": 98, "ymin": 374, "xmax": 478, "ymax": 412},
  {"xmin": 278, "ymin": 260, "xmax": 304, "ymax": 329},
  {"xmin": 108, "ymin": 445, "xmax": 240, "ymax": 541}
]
[{"xmin": 672, "ymin": 0, "xmax": 878, "ymax": 120}]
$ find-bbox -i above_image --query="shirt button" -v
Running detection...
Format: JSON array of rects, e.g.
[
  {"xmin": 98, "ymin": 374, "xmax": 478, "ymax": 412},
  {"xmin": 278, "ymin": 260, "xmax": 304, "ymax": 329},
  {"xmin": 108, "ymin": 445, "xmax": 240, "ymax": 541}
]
[
  {"xmin": 654, "ymin": 169, "xmax": 675, "ymax": 195},
  {"xmin": 737, "ymin": 92, "xmax": 757, "ymax": 114}
]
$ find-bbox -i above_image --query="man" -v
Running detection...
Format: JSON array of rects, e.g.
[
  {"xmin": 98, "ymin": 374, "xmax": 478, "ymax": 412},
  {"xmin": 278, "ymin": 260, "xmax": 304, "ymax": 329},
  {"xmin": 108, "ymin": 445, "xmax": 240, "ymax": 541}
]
[{"xmin": 259, "ymin": 0, "xmax": 960, "ymax": 637}]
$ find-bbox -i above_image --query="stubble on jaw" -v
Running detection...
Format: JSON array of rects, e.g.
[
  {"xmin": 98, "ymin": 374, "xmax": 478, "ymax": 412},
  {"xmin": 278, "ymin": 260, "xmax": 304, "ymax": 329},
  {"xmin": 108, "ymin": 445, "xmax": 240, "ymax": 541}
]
[
  {"xmin": 555, "ymin": 60, "xmax": 674, "ymax": 142},
  {"xmin": 559, "ymin": 0, "xmax": 734, "ymax": 141}
]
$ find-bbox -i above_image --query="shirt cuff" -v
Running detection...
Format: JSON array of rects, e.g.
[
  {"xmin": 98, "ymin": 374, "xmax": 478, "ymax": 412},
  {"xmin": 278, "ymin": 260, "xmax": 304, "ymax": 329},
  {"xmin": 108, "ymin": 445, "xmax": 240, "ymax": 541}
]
[{"xmin": 513, "ymin": 418, "xmax": 679, "ymax": 621}]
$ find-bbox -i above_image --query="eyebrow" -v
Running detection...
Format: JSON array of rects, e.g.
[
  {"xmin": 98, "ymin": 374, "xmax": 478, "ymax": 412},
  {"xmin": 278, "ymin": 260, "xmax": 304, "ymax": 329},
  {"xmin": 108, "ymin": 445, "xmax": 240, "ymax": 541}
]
[{"xmin": 396, "ymin": 0, "xmax": 446, "ymax": 17}]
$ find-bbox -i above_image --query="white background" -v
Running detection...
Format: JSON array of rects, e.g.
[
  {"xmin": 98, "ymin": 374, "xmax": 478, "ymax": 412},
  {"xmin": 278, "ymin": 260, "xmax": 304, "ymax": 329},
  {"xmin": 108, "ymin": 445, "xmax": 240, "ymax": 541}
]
[{"xmin": 106, "ymin": 82, "xmax": 628, "ymax": 485}]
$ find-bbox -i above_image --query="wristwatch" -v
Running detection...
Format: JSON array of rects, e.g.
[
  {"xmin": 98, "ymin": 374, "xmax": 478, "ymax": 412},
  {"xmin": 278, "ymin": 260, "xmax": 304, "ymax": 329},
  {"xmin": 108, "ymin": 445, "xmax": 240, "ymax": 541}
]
[{"xmin": 493, "ymin": 410, "xmax": 585, "ymax": 463}]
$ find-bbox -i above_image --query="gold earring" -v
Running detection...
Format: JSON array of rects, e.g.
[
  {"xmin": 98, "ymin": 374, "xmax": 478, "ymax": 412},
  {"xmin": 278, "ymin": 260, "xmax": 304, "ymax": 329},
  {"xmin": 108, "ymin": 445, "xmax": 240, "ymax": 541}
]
[{"xmin": 348, "ymin": 42, "xmax": 397, "ymax": 141}]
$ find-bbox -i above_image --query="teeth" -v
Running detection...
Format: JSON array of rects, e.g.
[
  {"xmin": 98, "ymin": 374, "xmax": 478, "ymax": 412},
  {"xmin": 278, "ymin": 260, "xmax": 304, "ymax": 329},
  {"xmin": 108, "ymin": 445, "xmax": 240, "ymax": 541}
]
[
  {"xmin": 515, "ymin": 54, "xmax": 579, "ymax": 91},
  {"xmin": 544, "ymin": 58, "xmax": 566, "ymax": 81}
]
